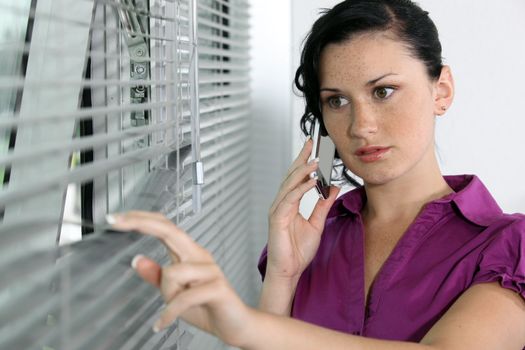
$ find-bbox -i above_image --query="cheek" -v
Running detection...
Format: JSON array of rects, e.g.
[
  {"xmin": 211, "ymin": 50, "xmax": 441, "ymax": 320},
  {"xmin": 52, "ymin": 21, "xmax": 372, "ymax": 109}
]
[
  {"xmin": 324, "ymin": 117, "xmax": 350, "ymax": 147},
  {"xmin": 387, "ymin": 108, "xmax": 435, "ymax": 156},
  {"xmin": 388, "ymin": 92, "xmax": 435, "ymax": 138}
]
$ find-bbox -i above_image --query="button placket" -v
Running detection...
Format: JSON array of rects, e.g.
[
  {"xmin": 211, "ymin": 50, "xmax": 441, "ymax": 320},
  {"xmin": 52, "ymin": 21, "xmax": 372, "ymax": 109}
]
[{"xmin": 362, "ymin": 204, "xmax": 452, "ymax": 333}]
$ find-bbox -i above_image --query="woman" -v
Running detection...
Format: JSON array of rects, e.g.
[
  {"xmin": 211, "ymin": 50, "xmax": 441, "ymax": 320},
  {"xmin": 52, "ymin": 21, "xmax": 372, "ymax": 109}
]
[{"xmin": 108, "ymin": 0, "xmax": 525, "ymax": 348}]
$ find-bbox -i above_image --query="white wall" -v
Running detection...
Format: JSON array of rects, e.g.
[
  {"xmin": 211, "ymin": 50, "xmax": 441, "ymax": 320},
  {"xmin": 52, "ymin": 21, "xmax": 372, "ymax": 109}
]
[
  {"xmin": 249, "ymin": 1, "xmax": 293, "ymax": 271},
  {"xmin": 290, "ymin": 0, "xmax": 525, "ymax": 215},
  {"xmin": 422, "ymin": 0, "xmax": 525, "ymax": 213}
]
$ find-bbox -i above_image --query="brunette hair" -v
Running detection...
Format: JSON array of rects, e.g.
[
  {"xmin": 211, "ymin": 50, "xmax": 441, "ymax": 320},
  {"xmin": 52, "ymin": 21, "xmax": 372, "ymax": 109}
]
[{"xmin": 295, "ymin": 0, "xmax": 443, "ymax": 186}]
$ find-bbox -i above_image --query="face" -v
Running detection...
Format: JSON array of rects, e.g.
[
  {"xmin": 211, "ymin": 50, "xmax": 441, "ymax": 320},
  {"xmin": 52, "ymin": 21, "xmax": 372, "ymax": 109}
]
[{"xmin": 319, "ymin": 32, "xmax": 449, "ymax": 186}]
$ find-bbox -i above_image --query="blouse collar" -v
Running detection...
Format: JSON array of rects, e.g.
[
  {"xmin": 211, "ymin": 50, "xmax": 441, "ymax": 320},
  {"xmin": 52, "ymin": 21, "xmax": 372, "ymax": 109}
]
[{"xmin": 327, "ymin": 175, "xmax": 503, "ymax": 227}]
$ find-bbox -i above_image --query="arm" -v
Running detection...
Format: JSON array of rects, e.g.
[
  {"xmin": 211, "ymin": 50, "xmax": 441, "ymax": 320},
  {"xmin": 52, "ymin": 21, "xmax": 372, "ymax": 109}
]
[
  {"xmin": 112, "ymin": 212, "xmax": 525, "ymax": 350},
  {"xmin": 420, "ymin": 282, "xmax": 525, "ymax": 349},
  {"xmin": 258, "ymin": 138, "xmax": 339, "ymax": 316},
  {"xmin": 258, "ymin": 273, "xmax": 299, "ymax": 316},
  {"xmin": 244, "ymin": 282, "xmax": 525, "ymax": 350}
]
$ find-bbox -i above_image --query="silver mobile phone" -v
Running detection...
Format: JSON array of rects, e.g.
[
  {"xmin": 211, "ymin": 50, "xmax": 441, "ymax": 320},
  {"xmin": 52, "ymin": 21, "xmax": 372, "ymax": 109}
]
[{"xmin": 309, "ymin": 120, "xmax": 336, "ymax": 200}]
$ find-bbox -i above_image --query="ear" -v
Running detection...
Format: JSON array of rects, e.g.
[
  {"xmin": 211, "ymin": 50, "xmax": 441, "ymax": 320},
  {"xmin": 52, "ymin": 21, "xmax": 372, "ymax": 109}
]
[{"xmin": 433, "ymin": 65, "xmax": 455, "ymax": 116}]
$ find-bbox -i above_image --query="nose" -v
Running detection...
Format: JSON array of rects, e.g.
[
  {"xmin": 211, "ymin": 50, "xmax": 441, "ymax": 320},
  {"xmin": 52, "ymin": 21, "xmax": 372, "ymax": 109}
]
[{"xmin": 348, "ymin": 102, "xmax": 378, "ymax": 139}]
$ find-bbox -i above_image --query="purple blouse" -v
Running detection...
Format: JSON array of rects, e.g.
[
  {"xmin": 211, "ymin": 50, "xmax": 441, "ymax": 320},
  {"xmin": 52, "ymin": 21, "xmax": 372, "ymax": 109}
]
[{"xmin": 259, "ymin": 175, "xmax": 525, "ymax": 342}]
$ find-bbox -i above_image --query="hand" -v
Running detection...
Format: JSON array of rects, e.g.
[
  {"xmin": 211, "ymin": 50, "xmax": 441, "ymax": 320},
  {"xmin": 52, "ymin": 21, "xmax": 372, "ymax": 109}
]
[
  {"xmin": 266, "ymin": 138, "xmax": 340, "ymax": 281},
  {"xmin": 109, "ymin": 211, "xmax": 253, "ymax": 347}
]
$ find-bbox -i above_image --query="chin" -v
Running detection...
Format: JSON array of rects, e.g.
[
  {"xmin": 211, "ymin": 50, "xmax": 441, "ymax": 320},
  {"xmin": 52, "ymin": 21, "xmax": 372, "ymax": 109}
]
[{"xmin": 350, "ymin": 166, "xmax": 402, "ymax": 186}]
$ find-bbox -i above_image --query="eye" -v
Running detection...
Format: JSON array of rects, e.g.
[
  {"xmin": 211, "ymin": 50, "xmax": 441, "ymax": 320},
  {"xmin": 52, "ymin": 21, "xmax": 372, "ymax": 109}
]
[
  {"xmin": 326, "ymin": 96, "xmax": 350, "ymax": 109},
  {"xmin": 373, "ymin": 87, "xmax": 395, "ymax": 99}
]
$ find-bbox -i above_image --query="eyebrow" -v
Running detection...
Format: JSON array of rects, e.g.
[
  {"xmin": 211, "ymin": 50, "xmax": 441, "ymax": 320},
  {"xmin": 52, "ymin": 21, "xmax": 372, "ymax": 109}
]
[
  {"xmin": 366, "ymin": 73, "xmax": 399, "ymax": 85},
  {"xmin": 320, "ymin": 73, "xmax": 399, "ymax": 92}
]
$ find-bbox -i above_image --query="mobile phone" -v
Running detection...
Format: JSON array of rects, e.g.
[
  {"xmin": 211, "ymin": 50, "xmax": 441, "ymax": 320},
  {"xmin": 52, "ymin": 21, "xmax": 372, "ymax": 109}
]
[{"xmin": 309, "ymin": 120, "xmax": 336, "ymax": 200}]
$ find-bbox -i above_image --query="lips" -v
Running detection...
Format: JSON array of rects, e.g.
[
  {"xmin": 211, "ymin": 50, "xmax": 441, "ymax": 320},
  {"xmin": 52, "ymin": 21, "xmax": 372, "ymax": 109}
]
[{"xmin": 355, "ymin": 146, "xmax": 391, "ymax": 163}]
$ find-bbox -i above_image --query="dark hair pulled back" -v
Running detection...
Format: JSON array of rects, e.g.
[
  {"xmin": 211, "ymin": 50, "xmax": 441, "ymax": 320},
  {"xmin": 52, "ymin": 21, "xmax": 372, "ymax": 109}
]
[{"xmin": 295, "ymin": 0, "xmax": 443, "ymax": 186}]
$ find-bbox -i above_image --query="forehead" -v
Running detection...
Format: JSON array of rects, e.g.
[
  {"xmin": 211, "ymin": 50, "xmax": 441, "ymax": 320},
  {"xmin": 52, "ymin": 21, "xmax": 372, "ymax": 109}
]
[{"xmin": 319, "ymin": 32, "xmax": 426, "ymax": 85}]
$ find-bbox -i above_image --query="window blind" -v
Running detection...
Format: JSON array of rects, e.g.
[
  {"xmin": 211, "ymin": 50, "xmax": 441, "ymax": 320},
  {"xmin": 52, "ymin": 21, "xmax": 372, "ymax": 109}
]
[{"xmin": 0, "ymin": 0, "xmax": 253, "ymax": 349}]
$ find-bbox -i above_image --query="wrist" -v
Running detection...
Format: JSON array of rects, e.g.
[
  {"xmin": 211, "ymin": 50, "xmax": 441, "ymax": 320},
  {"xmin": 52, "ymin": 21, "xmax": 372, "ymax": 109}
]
[
  {"xmin": 264, "ymin": 261, "xmax": 304, "ymax": 281},
  {"xmin": 264, "ymin": 271, "xmax": 301, "ymax": 288},
  {"xmin": 258, "ymin": 273, "xmax": 301, "ymax": 315},
  {"xmin": 233, "ymin": 307, "xmax": 266, "ymax": 350}
]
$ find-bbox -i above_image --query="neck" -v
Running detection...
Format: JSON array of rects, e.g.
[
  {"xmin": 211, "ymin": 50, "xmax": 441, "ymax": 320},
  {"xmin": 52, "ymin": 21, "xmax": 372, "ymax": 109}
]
[{"xmin": 362, "ymin": 155, "xmax": 453, "ymax": 224}]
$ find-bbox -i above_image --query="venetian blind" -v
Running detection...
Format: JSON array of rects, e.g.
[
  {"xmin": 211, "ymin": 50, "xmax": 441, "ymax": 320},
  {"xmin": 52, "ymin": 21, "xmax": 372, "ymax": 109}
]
[{"xmin": 0, "ymin": 0, "xmax": 253, "ymax": 349}]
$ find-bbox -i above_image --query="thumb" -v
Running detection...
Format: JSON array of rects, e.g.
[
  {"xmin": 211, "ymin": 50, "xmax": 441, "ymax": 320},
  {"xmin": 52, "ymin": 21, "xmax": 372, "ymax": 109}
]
[
  {"xmin": 132, "ymin": 255, "xmax": 162, "ymax": 288},
  {"xmin": 308, "ymin": 186, "xmax": 341, "ymax": 231}
]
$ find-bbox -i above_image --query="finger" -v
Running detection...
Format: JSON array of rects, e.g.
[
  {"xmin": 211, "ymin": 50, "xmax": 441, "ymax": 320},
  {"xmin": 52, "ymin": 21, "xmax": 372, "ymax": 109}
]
[
  {"xmin": 153, "ymin": 279, "xmax": 224, "ymax": 332},
  {"xmin": 278, "ymin": 139, "xmax": 314, "ymax": 191},
  {"xmin": 272, "ymin": 177, "xmax": 318, "ymax": 220},
  {"xmin": 269, "ymin": 158, "xmax": 319, "ymax": 215},
  {"xmin": 132, "ymin": 255, "xmax": 162, "ymax": 288},
  {"xmin": 160, "ymin": 263, "xmax": 223, "ymax": 301},
  {"xmin": 108, "ymin": 211, "xmax": 211, "ymax": 263},
  {"xmin": 308, "ymin": 186, "xmax": 341, "ymax": 231},
  {"xmin": 281, "ymin": 157, "xmax": 319, "ymax": 195},
  {"xmin": 284, "ymin": 137, "xmax": 313, "ymax": 178},
  {"xmin": 269, "ymin": 138, "xmax": 313, "ymax": 215}
]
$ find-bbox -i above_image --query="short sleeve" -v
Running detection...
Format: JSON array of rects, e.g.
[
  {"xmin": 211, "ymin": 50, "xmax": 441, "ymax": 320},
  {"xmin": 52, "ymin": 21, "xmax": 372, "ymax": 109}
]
[
  {"xmin": 257, "ymin": 245, "xmax": 268, "ymax": 281},
  {"xmin": 472, "ymin": 216, "xmax": 525, "ymax": 299}
]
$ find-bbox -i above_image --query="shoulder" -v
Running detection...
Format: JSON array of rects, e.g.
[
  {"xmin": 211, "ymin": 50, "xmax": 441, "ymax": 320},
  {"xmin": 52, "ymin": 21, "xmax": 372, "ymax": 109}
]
[
  {"xmin": 472, "ymin": 213, "xmax": 525, "ymax": 299},
  {"xmin": 421, "ymin": 215, "xmax": 525, "ymax": 348},
  {"xmin": 481, "ymin": 213, "xmax": 525, "ymax": 248}
]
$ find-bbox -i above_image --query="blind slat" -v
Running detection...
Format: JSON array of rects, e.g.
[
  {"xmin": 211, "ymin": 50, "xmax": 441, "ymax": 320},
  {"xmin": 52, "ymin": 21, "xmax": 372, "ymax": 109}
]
[
  {"xmin": 199, "ymin": 47, "xmax": 250, "ymax": 59},
  {"xmin": 0, "ymin": 0, "xmax": 253, "ymax": 348},
  {"xmin": 0, "ymin": 143, "xmax": 174, "ymax": 208},
  {"xmin": 197, "ymin": 17, "xmax": 250, "ymax": 38},
  {"xmin": 0, "ymin": 101, "xmax": 177, "ymax": 129},
  {"xmin": 198, "ymin": 32, "xmax": 250, "ymax": 49},
  {"xmin": 0, "ymin": 121, "xmax": 178, "ymax": 167}
]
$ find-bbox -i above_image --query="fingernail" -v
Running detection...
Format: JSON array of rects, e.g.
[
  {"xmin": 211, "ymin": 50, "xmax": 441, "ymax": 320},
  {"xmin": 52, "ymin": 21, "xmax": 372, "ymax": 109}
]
[
  {"xmin": 105, "ymin": 214, "xmax": 117, "ymax": 225},
  {"xmin": 131, "ymin": 255, "xmax": 144, "ymax": 270},
  {"xmin": 152, "ymin": 320, "xmax": 162, "ymax": 333},
  {"xmin": 305, "ymin": 135, "xmax": 311, "ymax": 143},
  {"xmin": 309, "ymin": 157, "xmax": 319, "ymax": 164}
]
